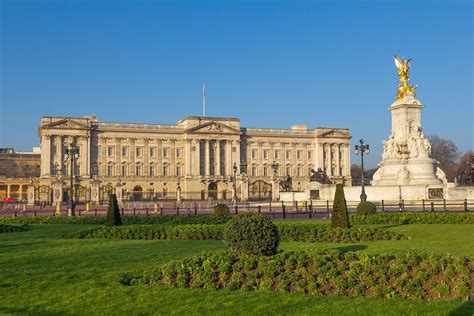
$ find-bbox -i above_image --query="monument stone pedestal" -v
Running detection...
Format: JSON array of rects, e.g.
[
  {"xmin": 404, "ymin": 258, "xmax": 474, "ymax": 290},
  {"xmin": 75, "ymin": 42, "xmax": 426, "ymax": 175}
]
[{"xmin": 372, "ymin": 92, "xmax": 446, "ymax": 187}]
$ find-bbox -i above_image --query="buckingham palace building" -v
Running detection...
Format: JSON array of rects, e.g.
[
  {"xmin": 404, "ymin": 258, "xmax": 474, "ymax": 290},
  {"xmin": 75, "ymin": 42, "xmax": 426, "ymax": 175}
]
[{"xmin": 37, "ymin": 115, "xmax": 351, "ymax": 204}]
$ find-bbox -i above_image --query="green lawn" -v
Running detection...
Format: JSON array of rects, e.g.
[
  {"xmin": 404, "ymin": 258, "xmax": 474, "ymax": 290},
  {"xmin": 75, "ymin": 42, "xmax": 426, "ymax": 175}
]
[{"xmin": 0, "ymin": 224, "xmax": 473, "ymax": 315}]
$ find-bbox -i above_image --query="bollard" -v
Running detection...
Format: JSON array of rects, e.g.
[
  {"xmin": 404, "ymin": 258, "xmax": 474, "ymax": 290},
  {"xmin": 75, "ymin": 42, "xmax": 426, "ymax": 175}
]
[
  {"xmin": 160, "ymin": 206, "xmax": 163, "ymax": 216},
  {"xmin": 381, "ymin": 200, "xmax": 385, "ymax": 212},
  {"xmin": 283, "ymin": 205, "xmax": 286, "ymax": 219},
  {"xmin": 309, "ymin": 204, "xmax": 313, "ymax": 219},
  {"xmin": 177, "ymin": 207, "xmax": 180, "ymax": 216},
  {"xmin": 121, "ymin": 208, "xmax": 124, "ymax": 217},
  {"xmin": 402, "ymin": 199, "xmax": 405, "ymax": 211},
  {"xmin": 305, "ymin": 202, "xmax": 308, "ymax": 213},
  {"xmin": 464, "ymin": 199, "xmax": 468, "ymax": 212},
  {"xmin": 146, "ymin": 207, "xmax": 149, "ymax": 216},
  {"xmin": 194, "ymin": 204, "xmax": 198, "ymax": 215},
  {"xmin": 422, "ymin": 199, "xmax": 425, "ymax": 211},
  {"xmin": 443, "ymin": 199, "xmax": 447, "ymax": 212},
  {"xmin": 326, "ymin": 200, "xmax": 330, "ymax": 213},
  {"xmin": 295, "ymin": 201, "xmax": 298, "ymax": 212},
  {"xmin": 94, "ymin": 209, "xmax": 97, "ymax": 217},
  {"xmin": 14, "ymin": 210, "xmax": 17, "ymax": 217},
  {"xmin": 34, "ymin": 210, "xmax": 37, "ymax": 217},
  {"xmin": 235, "ymin": 205, "xmax": 238, "ymax": 215},
  {"xmin": 431, "ymin": 202, "xmax": 434, "ymax": 212},
  {"xmin": 133, "ymin": 208, "xmax": 136, "ymax": 216},
  {"xmin": 269, "ymin": 201, "xmax": 272, "ymax": 212},
  {"xmin": 258, "ymin": 205, "xmax": 261, "ymax": 213}
]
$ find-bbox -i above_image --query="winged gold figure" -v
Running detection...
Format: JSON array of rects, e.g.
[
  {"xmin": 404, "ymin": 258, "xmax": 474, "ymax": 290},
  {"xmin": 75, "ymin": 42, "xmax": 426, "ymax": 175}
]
[{"xmin": 394, "ymin": 55, "xmax": 416, "ymax": 100}]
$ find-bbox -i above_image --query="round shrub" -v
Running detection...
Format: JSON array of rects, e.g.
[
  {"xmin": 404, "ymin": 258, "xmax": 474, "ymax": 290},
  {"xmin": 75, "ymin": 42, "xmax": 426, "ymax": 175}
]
[
  {"xmin": 213, "ymin": 204, "xmax": 230, "ymax": 217},
  {"xmin": 223, "ymin": 213, "xmax": 280, "ymax": 256},
  {"xmin": 356, "ymin": 201, "xmax": 377, "ymax": 215}
]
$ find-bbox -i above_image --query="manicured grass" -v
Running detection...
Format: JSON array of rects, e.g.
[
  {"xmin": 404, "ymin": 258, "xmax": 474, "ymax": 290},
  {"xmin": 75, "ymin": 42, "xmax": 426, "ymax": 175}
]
[{"xmin": 0, "ymin": 224, "xmax": 473, "ymax": 315}]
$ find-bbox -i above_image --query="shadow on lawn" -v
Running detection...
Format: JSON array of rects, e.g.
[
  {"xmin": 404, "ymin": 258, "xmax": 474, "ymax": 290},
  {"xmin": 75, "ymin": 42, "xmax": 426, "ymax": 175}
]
[
  {"xmin": 0, "ymin": 306, "xmax": 64, "ymax": 316},
  {"xmin": 331, "ymin": 245, "xmax": 367, "ymax": 253},
  {"xmin": 448, "ymin": 302, "xmax": 474, "ymax": 316}
]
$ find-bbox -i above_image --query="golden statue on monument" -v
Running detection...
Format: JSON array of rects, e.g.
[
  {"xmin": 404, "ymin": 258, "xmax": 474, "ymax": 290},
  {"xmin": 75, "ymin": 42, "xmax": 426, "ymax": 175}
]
[{"xmin": 394, "ymin": 55, "xmax": 416, "ymax": 100}]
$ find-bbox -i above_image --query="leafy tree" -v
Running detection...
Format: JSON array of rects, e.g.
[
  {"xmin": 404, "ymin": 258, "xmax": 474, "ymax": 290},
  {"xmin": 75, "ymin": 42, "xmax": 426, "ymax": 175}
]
[
  {"xmin": 331, "ymin": 184, "xmax": 350, "ymax": 229},
  {"xmin": 105, "ymin": 194, "xmax": 122, "ymax": 226},
  {"xmin": 427, "ymin": 135, "xmax": 460, "ymax": 180}
]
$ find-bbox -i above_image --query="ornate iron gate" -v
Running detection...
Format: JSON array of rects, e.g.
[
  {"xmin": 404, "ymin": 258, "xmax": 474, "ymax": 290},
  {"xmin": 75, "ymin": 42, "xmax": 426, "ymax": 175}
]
[{"xmin": 249, "ymin": 180, "xmax": 272, "ymax": 201}]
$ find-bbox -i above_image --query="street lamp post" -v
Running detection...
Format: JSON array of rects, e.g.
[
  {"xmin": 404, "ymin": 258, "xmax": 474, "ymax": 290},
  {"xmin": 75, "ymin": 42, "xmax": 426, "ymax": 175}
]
[
  {"xmin": 354, "ymin": 139, "xmax": 370, "ymax": 202},
  {"xmin": 232, "ymin": 162, "xmax": 238, "ymax": 203},
  {"xmin": 64, "ymin": 142, "xmax": 80, "ymax": 216}
]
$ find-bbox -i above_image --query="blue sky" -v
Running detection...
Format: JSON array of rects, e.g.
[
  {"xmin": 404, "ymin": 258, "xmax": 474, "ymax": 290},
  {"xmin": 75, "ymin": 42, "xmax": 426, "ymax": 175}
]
[{"xmin": 1, "ymin": 0, "xmax": 472, "ymax": 167}]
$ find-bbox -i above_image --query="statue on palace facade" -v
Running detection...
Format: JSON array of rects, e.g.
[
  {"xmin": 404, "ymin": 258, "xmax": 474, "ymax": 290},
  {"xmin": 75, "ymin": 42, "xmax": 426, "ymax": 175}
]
[
  {"xmin": 394, "ymin": 55, "xmax": 416, "ymax": 100},
  {"xmin": 280, "ymin": 176, "xmax": 293, "ymax": 192}
]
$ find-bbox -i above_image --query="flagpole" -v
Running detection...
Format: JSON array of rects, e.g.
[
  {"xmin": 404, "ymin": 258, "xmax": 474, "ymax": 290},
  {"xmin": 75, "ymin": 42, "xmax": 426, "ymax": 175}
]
[{"xmin": 202, "ymin": 83, "xmax": 206, "ymax": 117}]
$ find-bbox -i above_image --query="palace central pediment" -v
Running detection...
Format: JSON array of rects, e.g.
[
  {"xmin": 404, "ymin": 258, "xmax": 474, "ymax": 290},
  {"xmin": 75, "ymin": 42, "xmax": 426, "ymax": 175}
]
[
  {"xmin": 317, "ymin": 129, "xmax": 350, "ymax": 139},
  {"xmin": 185, "ymin": 121, "xmax": 241, "ymax": 135},
  {"xmin": 42, "ymin": 118, "xmax": 90, "ymax": 130}
]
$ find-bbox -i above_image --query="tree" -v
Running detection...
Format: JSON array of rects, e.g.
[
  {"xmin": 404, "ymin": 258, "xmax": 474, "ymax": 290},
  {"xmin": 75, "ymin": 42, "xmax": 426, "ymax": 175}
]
[
  {"xmin": 105, "ymin": 194, "xmax": 122, "ymax": 226},
  {"xmin": 427, "ymin": 135, "xmax": 460, "ymax": 181},
  {"xmin": 331, "ymin": 184, "xmax": 350, "ymax": 229}
]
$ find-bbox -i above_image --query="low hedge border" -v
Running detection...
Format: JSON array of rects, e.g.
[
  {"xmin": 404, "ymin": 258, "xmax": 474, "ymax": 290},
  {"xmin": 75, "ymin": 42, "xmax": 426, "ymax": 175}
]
[
  {"xmin": 67, "ymin": 224, "xmax": 404, "ymax": 243},
  {"xmin": 0, "ymin": 215, "xmax": 230, "ymax": 226},
  {"xmin": 350, "ymin": 212, "xmax": 474, "ymax": 225},
  {"xmin": 0, "ymin": 224, "xmax": 29, "ymax": 233},
  {"xmin": 134, "ymin": 250, "xmax": 472, "ymax": 301},
  {"xmin": 276, "ymin": 223, "xmax": 404, "ymax": 242},
  {"xmin": 67, "ymin": 224, "xmax": 223, "ymax": 240}
]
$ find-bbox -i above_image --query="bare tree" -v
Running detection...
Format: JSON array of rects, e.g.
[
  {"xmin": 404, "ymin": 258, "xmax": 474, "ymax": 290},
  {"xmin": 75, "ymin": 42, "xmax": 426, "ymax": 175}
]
[{"xmin": 427, "ymin": 135, "xmax": 460, "ymax": 181}]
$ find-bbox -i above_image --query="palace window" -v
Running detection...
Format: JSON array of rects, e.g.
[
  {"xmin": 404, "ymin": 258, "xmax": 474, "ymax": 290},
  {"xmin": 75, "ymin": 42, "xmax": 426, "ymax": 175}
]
[
  {"xmin": 176, "ymin": 166, "xmax": 181, "ymax": 176},
  {"xmin": 297, "ymin": 150, "xmax": 302, "ymax": 159},
  {"xmin": 122, "ymin": 147, "xmax": 129, "ymax": 157},
  {"xmin": 263, "ymin": 166, "xmax": 268, "ymax": 176},
  {"xmin": 176, "ymin": 148, "xmax": 182, "ymax": 158},
  {"xmin": 163, "ymin": 165, "xmax": 169, "ymax": 176},
  {"xmin": 274, "ymin": 150, "xmax": 280, "ymax": 159},
  {"xmin": 286, "ymin": 150, "xmax": 291, "ymax": 159},
  {"xmin": 107, "ymin": 165, "xmax": 113, "ymax": 176},
  {"xmin": 297, "ymin": 166, "xmax": 302, "ymax": 177},
  {"xmin": 286, "ymin": 166, "xmax": 291, "ymax": 176},
  {"xmin": 149, "ymin": 147, "xmax": 156, "ymax": 157},
  {"xmin": 308, "ymin": 151, "xmax": 313, "ymax": 160},
  {"xmin": 107, "ymin": 146, "xmax": 114, "ymax": 157},
  {"xmin": 135, "ymin": 164, "xmax": 142, "ymax": 176},
  {"xmin": 149, "ymin": 165, "xmax": 155, "ymax": 176},
  {"xmin": 121, "ymin": 164, "xmax": 128, "ymax": 176},
  {"xmin": 52, "ymin": 145, "xmax": 57, "ymax": 156},
  {"xmin": 252, "ymin": 149, "xmax": 257, "ymax": 160},
  {"xmin": 251, "ymin": 166, "xmax": 257, "ymax": 176},
  {"xmin": 263, "ymin": 150, "xmax": 269, "ymax": 159},
  {"xmin": 136, "ymin": 147, "xmax": 143, "ymax": 158},
  {"xmin": 163, "ymin": 148, "xmax": 169, "ymax": 158}
]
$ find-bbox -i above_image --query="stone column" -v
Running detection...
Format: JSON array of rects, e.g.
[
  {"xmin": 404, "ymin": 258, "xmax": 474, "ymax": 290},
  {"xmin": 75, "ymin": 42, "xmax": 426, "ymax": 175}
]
[
  {"xmin": 171, "ymin": 139, "xmax": 176, "ymax": 176},
  {"xmin": 225, "ymin": 140, "xmax": 232, "ymax": 176},
  {"xmin": 194, "ymin": 139, "xmax": 201, "ymax": 176},
  {"xmin": 344, "ymin": 144, "xmax": 351, "ymax": 176},
  {"xmin": 57, "ymin": 136, "xmax": 63, "ymax": 171},
  {"xmin": 90, "ymin": 180, "xmax": 100, "ymax": 205},
  {"xmin": 205, "ymin": 140, "xmax": 210, "ymax": 176},
  {"xmin": 185, "ymin": 139, "xmax": 192, "ymax": 176},
  {"xmin": 240, "ymin": 175, "xmax": 249, "ymax": 202},
  {"xmin": 27, "ymin": 183, "xmax": 35, "ymax": 206},
  {"xmin": 271, "ymin": 176, "xmax": 280, "ymax": 201},
  {"xmin": 41, "ymin": 135, "xmax": 52, "ymax": 176},
  {"xmin": 335, "ymin": 143, "xmax": 341, "ymax": 176},
  {"xmin": 115, "ymin": 182, "xmax": 123, "ymax": 206},
  {"xmin": 216, "ymin": 140, "xmax": 221, "ymax": 176},
  {"xmin": 86, "ymin": 135, "xmax": 91, "ymax": 176}
]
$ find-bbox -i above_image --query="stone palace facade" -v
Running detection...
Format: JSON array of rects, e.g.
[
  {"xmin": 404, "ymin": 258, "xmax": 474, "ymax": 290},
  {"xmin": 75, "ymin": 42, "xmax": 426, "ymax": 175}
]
[{"xmin": 38, "ymin": 115, "xmax": 351, "ymax": 203}]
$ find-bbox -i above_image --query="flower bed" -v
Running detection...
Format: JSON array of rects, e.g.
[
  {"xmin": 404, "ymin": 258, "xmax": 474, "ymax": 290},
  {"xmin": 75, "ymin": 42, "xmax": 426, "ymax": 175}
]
[
  {"xmin": 0, "ymin": 224, "xmax": 29, "ymax": 233},
  {"xmin": 350, "ymin": 212, "xmax": 474, "ymax": 225},
  {"xmin": 68, "ymin": 224, "xmax": 403, "ymax": 243},
  {"xmin": 0, "ymin": 215, "xmax": 229, "ymax": 226},
  {"xmin": 134, "ymin": 250, "xmax": 472, "ymax": 301}
]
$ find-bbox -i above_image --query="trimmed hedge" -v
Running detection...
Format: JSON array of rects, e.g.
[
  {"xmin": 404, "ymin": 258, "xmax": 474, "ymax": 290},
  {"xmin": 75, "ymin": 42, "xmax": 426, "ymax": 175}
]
[
  {"xmin": 105, "ymin": 194, "xmax": 122, "ymax": 226},
  {"xmin": 214, "ymin": 204, "xmax": 230, "ymax": 217},
  {"xmin": 0, "ymin": 224, "xmax": 29, "ymax": 233},
  {"xmin": 0, "ymin": 215, "xmax": 230, "ymax": 226},
  {"xmin": 67, "ymin": 224, "xmax": 223, "ymax": 240},
  {"xmin": 224, "ymin": 213, "xmax": 280, "ymax": 256},
  {"xmin": 332, "ymin": 184, "xmax": 350, "ymax": 228},
  {"xmin": 351, "ymin": 212, "xmax": 474, "ymax": 225},
  {"xmin": 356, "ymin": 201, "xmax": 377, "ymax": 215},
  {"xmin": 276, "ymin": 223, "xmax": 404, "ymax": 242},
  {"xmin": 135, "ymin": 250, "xmax": 472, "ymax": 301},
  {"xmin": 68, "ymin": 223, "xmax": 404, "ymax": 243}
]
